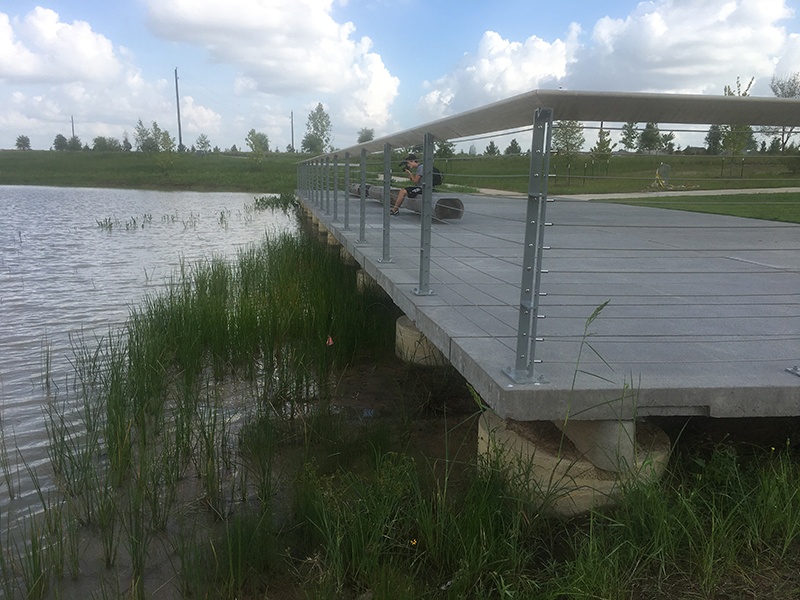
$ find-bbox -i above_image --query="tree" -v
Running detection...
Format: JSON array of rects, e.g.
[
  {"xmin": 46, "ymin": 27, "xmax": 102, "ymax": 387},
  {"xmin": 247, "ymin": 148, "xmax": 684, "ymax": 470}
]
[
  {"xmin": 159, "ymin": 130, "xmax": 176, "ymax": 153},
  {"xmin": 66, "ymin": 135, "xmax": 83, "ymax": 151},
  {"xmin": 705, "ymin": 124, "xmax": 723, "ymax": 155},
  {"xmin": 764, "ymin": 72, "xmax": 800, "ymax": 152},
  {"xmin": 195, "ymin": 133, "xmax": 211, "ymax": 153},
  {"xmin": 245, "ymin": 129, "xmax": 270, "ymax": 154},
  {"xmin": 504, "ymin": 138, "xmax": 522, "ymax": 155},
  {"xmin": 134, "ymin": 119, "xmax": 157, "ymax": 152},
  {"xmin": 92, "ymin": 136, "xmax": 121, "ymax": 152},
  {"xmin": 637, "ymin": 122, "xmax": 662, "ymax": 153},
  {"xmin": 151, "ymin": 122, "xmax": 175, "ymax": 153},
  {"xmin": 620, "ymin": 122, "xmax": 639, "ymax": 152},
  {"xmin": 721, "ymin": 77, "xmax": 756, "ymax": 155},
  {"xmin": 53, "ymin": 133, "xmax": 68, "ymax": 151},
  {"xmin": 552, "ymin": 120, "xmax": 585, "ymax": 160},
  {"xmin": 435, "ymin": 140, "xmax": 456, "ymax": 158},
  {"xmin": 301, "ymin": 103, "xmax": 332, "ymax": 153},
  {"xmin": 151, "ymin": 121, "xmax": 164, "ymax": 150},
  {"xmin": 15, "ymin": 135, "xmax": 31, "ymax": 150},
  {"xmin": 590, "ymin": 125, "xmax": 616, "ymax": 161},
  {"xmin": 485, "ymin": 140, "xmax": 500, "ymax": 156},
  {"xmin": 357, "ymin": 127, "xmax": 374, "ymax": 143},
  {"xmin": 468, "ymin": 144, "xmax": 477, "ymax": 156},
  {"xmin": 122, "ymin": 132, "xmax": 132, "ymax": 152},
  {"xmin": 660, "ymin": 131, "xmax": 676, "ymax": 154}
]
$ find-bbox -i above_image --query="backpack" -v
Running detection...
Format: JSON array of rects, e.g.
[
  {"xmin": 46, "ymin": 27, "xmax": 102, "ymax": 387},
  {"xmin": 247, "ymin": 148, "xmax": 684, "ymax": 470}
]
[{"xmin": 432, "ymin": 166, "xmax": 443, "ymax": 188}]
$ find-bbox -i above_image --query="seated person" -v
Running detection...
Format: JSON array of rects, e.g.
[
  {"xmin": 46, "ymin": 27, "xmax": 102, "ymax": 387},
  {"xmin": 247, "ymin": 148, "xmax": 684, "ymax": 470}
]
[{"xmin": 390, "ymin": 153, "xmax": 423, "ymax": 215}]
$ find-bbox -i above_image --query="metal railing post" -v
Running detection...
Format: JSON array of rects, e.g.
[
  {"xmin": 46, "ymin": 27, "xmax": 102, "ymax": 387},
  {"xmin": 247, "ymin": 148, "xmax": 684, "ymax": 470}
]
[
  {"xmin": 310, "ymin": 159, "xmax": 316, "ymax": 204},
  {"xmin": 324, "ymin": 156, "xmax": 331, "ymax": 214},
  {"xmin": 379, "ymin": 143, "xmax": 393, "ymax": 263},
  {"xmin": 357, "ymin": 149, "xmax": 367, "ymax": 244},
  {"xmin": 414, "ymin": 132, "xmax": 435, "ymax": 296},
  {"xmin": 317, "ymin": 158, "xmax": 323, "ymax": 206},
  {"xmin": 504, "ymin": 107, "xmax": 553, "ymax": 383},
  {"xmin": 333, "ymin": 154, "xmax": 339, "ymax": 221},
  {"xmin": 313, "ymin": 159, "xmax": 319, "ymax": 205},
  {"xmin": 299, "ymin": 163, "xmax": 304, "ymax": 198},
  {"xmin": 343, "ymin": 152, "xmax": 351, "ymax": 230}
]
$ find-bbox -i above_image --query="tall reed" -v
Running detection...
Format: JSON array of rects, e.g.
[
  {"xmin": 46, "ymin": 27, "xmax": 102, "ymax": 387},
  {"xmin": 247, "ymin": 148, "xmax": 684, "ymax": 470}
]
[{"xmin": 30, "ymin": 196, "xmax": 398, "ymax": 597}]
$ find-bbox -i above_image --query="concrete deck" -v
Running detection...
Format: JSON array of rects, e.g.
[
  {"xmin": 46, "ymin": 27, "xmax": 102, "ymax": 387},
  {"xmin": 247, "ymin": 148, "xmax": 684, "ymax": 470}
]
[{"xmin": 298, "ymin": 191, "xmax": 800, "ymax": 422}]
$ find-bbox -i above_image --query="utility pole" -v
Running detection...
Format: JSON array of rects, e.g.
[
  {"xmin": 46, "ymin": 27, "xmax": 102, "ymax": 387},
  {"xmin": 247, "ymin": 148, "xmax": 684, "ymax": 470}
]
[
  {"xmin": 174, "ymin": 68, "xmax": 184, "ymax": 151},
  {"xmin": 71, "ymin": 116, "xmax": 75, "ymax": 138},
  {"xmin": 290, "ymin": 111, "xmax": 295, "ymax": 152}
]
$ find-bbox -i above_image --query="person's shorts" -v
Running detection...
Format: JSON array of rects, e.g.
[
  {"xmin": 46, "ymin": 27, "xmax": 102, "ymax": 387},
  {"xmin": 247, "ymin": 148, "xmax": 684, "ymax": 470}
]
[{"xmin": 405, "ymin": 186, "xmax": 423, "ymax": 198}]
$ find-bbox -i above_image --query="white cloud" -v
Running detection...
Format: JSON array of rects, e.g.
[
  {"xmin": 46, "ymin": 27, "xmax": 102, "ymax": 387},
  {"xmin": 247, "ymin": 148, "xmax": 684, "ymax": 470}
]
[
  {"xmin": 181, "ymin": 95, "xmax": 223, "ymax": 135},
  {"xmin": 418, "ymin": 27, "xmax": 578, "ymax": 119},
  {"xmin": 0, "ymin": 8, "xmax": 227, "ymax": 149},
  {"xmin": 143, "ymin": 0, "xmax": 399, "ymax": 130},
  {"xmin": 418, "ymin": 0, "xmax": 798, "ymax": 123},
  {"xmin": 0, "ymin": 7, "xmax": 122, "ymax": 83},
  {"xmin": 565, "ymin": 0, "xmax": 794, "ymax": 94}
]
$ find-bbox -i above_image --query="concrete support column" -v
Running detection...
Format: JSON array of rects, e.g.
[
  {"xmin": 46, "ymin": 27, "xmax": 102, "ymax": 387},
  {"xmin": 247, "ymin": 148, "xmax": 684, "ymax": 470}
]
[
  {"xmin": 340, "ymin": 247, "xmax": 358, "ymax": 266},
  {"xmin": 395, "ymin": 315, "xmax": 447, "ymax": 366},
  {"xmin": 554, "ymin": 420, "xmax": 636, "ymax": 472},
  {"xmin": 356, "ymin": 269, "xmax": 377, "ymax": 293}
]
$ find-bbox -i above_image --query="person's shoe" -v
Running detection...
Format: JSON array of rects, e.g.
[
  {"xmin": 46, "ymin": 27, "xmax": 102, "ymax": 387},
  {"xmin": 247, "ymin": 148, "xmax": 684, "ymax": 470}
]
[{"xmin": 390, "ymin": 207, "xmax": 399, "ymax": 215}]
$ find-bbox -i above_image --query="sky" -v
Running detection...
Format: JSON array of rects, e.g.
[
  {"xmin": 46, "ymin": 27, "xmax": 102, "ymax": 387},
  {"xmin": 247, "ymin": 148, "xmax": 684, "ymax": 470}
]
[{"xmin": 2, "ymin": 0, "xmax": 800, "ymax": 152}]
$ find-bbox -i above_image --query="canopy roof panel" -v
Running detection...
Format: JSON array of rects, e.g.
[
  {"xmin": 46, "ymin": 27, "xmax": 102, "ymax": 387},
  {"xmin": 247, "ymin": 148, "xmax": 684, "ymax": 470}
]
[{"xmin": 318, "ymin": 89, "xmax": 800, "ymax": 159}]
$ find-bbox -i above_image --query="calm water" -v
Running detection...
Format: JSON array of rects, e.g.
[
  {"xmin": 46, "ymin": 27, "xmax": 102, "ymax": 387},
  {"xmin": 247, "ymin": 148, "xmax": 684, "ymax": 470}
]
[{"xmin": 0, "ymin": 185, "xmax": 293, "ymax": 513}]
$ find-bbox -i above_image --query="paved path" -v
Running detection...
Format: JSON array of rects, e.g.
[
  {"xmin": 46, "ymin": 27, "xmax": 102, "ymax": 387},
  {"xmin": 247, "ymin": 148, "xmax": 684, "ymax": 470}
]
[{"xmin": 299, "ymin": 190, "xmax": 800, "ymax": 422}]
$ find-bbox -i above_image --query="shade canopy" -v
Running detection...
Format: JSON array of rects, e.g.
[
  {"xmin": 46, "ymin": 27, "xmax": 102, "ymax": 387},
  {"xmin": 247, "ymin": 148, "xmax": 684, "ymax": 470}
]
[{"xmin": 313, "ymin": 89, "xmax": 800, "ymax": 159}]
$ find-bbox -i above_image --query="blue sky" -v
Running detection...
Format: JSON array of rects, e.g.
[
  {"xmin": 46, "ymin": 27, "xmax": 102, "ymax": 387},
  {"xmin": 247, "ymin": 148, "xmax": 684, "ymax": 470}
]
[{"xmin": 2, "ymin": 0, "xmax": 800, "ymax": 152}]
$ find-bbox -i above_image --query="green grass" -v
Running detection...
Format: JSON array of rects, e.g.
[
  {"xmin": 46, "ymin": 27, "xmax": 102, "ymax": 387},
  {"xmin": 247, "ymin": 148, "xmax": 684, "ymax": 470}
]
[
  {"xmin": 606, "ymin": 192, "xmax": 800, "ymax": 224},
  {"xmin": 0, "ymin": 150, "xmax": 305, "ymax": 193}
]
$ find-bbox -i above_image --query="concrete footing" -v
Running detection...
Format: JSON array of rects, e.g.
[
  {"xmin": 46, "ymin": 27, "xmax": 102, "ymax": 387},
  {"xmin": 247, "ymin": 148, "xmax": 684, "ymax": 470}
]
[
  {"xmin": 340, "ymin": 247, "xmax": 358, "ymax": 266},
  {"xmin": 356, "ymin": 269, "xmax": 378, "ymax": 293},
  {"xmin": 554, "ymin": 419, "xmax": 636, "ymax": 473},
  {"xmin": 478, "ymin": 411, "xmax": 670, "ymax": 516},
  {"xmin": 395, "ymin": 315, "xmax": 447, "ymax": 366}
]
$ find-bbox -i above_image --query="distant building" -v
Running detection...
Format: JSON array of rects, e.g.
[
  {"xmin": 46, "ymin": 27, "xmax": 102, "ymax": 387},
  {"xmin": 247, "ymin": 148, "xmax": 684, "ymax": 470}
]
[{"xmin": 682, "ymin": 146, "xmax": 706, "ymax": 155}]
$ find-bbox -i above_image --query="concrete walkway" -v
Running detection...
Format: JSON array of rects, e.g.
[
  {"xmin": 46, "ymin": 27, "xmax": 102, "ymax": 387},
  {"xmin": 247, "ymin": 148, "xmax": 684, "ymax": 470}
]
[{"xmin": 300, "ymin": 190, "xmax": 800, "ymax": 422}]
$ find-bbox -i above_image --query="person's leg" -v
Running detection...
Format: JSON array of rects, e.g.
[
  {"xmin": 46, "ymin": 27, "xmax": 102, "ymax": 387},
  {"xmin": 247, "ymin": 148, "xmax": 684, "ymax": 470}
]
[{"xmin": 392, "ymin": 188, "xmax": 407, "ymax": 213}]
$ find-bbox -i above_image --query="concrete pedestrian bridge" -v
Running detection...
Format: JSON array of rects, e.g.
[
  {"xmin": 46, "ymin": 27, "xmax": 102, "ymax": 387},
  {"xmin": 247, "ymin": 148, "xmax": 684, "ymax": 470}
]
[
  {"xmin": 296, "ymin": 89, "xmax": 800, "ymax": 512},
  {"xmin": 303, "ymin": 190, "xmax": 800, "ymax": 421}
]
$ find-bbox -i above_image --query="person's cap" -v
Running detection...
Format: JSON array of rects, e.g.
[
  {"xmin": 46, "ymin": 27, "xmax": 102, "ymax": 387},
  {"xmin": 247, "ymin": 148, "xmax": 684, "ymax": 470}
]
[{"xmin": 404, "ymin": 154, "xmax": 417, "ymax": 161}]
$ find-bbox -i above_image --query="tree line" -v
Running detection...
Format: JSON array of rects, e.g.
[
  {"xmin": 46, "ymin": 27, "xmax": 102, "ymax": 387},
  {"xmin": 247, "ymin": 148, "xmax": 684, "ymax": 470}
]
[{"xmin": 13, "ymin": 103, "xmax": 340, "ymax": 155}]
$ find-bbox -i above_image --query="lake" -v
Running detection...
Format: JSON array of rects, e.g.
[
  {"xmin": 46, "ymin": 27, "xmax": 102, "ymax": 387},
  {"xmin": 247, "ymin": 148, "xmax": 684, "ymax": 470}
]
[{"xmin": 0, "ymin": 185, "xmax": 293, "ymax": 519}]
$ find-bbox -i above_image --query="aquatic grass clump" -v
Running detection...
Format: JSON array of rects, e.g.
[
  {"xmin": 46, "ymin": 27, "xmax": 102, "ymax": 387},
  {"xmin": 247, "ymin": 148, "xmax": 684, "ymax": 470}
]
[
  {"xmin": 125, "ymin": 228, "xmax": 396, "ymax": 405},
  {"xmin": 251, "ymin": 192, "xmax": 298, "ymax": 214}
]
